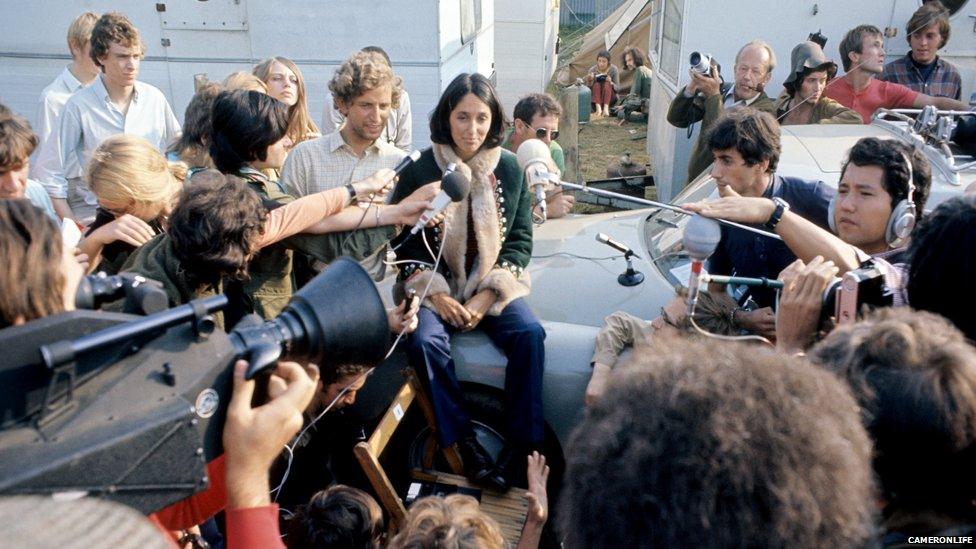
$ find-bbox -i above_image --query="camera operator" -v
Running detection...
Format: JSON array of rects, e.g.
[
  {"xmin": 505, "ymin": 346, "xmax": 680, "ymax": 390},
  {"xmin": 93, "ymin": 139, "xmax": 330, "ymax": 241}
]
[
  {"xmin": 667, "ymin": 40, "xmax": 778, "ymax": 189},
  {"xmin": 682, "ymin": 109, "xmax": 835, "ymax": 338},
  {"xmin": 0, "ymin": 200, "xmax": 84, "ymax": 328}
]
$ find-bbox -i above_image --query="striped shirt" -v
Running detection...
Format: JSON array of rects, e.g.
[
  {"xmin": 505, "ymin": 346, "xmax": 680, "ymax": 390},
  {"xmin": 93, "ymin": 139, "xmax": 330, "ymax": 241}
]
[
  {"xmin": 279, "ymin": 130, "xmax": 405, "ymax": 197},
  {"xmin": 881, "ymin": 54, "xmax": 962, "ymax": 100}
]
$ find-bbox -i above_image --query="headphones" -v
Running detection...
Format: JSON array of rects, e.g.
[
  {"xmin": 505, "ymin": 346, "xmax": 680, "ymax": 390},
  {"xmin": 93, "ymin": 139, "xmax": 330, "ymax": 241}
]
[{"xmin": 828, "ymin": 150, "xmax": 917, "ymax": 248}]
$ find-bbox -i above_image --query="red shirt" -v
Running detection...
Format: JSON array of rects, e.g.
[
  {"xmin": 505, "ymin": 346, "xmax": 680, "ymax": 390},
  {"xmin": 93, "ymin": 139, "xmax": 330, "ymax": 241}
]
[{"xmin": 824, "ymin": 77, "xmax": 918, "ymax": 123}]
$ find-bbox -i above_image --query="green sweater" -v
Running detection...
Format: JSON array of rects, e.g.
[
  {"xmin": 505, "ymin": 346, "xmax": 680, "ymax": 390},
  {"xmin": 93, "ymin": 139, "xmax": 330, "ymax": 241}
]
[{"xmin": 629, "ymin": 65, "xmax": 652, "ymax": 100}]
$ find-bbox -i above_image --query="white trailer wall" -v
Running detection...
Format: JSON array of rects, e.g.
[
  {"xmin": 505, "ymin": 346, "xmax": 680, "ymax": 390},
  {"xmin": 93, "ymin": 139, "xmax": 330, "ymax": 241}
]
[{"xmin": 494, "ymin": 0, "xmax": 560, "ymax": 114}]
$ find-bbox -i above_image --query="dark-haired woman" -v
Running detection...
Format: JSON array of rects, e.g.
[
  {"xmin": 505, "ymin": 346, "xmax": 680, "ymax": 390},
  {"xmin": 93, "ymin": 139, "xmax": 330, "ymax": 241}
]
[
  {"xmin": 390, "ymin": 73, "xmax": 545, "ymax": 490},
  {"xmin": 208, "ymin": 90, "xmax": 427, "ymax": 322},
  {"xmin": 585, "ymin": 49, "xmax": 620, "ymax": 117}
]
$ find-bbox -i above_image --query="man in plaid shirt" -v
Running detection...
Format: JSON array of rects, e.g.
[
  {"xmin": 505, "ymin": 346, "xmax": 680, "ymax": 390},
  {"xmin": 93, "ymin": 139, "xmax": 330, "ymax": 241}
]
[{"xmin": 881, "ymin": 1, "xmax": 962, "ymax": 100}]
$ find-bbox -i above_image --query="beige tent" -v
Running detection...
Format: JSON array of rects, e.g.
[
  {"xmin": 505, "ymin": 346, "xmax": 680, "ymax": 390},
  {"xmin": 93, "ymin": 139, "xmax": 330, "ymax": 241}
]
[{"xmin": 564, "ymin": 0, "xmax": 653, "ymax": 93}]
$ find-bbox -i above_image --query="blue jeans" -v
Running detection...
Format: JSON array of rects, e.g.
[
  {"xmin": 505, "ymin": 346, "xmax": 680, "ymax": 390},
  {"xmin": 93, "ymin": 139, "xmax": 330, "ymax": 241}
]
[{"xmin": 406, "ymin": 298, "xmax": 546, "ymax": 448}]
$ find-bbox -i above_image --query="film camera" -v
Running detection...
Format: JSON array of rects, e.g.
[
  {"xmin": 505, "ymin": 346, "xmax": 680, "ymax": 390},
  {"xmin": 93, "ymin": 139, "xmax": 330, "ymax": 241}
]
[{"xmin": 689, "ymin": 51, "xmax": 714, "ymax": 75}]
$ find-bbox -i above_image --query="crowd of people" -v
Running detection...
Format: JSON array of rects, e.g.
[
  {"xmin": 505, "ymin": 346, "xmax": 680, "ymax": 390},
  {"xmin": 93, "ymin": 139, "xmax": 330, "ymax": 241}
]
[{"xmin": 1, "ymin": 1, "xmax": 976, "ymax": 547}]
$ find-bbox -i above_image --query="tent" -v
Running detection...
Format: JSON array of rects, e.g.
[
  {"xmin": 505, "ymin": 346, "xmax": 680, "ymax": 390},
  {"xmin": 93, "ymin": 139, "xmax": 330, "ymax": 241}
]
[{"xmin": 563, "ymin": 0, "xmax": 653, "ymax": 93}]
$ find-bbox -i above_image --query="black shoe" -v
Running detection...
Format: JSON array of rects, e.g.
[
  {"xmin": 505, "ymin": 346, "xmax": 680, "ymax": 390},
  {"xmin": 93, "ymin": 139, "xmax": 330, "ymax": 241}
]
[
  {"xmin": 497, "ymin": 444, "xmax": 538, "ymax": 488},
  {"xmin": 457, "ymin": 436, "xmax": 508, "ymax": 491}
]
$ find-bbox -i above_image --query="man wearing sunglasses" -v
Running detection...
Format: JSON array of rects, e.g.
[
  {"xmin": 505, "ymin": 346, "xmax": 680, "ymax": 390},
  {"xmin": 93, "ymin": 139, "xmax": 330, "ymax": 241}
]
[{"xmin": 503, "ymin": 93, "xmax": 575, "ymax": 218}]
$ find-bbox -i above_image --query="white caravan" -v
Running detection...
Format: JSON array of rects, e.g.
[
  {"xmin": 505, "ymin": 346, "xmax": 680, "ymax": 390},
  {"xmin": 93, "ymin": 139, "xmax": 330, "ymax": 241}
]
[
  {"xmin": 493, "ymin": 0, "xmax": 560, "ymax": 114},
  {"xmin": 644, "ymin": 0, "xmax": 976, "ymax": 201},
  {"xmin": 0, "ymin": 0, "xmax": 496, "ymax": 149}
]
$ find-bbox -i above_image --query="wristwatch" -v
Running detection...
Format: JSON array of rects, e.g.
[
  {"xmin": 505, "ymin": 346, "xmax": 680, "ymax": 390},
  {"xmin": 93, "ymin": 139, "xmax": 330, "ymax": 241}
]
[
  {"xmin": 764, "ymin": 197, "xmax": 790, "ymax": 231},
  {"xmin": 344, "ymin": 182, "xmax": 357, "ymax": 205}
]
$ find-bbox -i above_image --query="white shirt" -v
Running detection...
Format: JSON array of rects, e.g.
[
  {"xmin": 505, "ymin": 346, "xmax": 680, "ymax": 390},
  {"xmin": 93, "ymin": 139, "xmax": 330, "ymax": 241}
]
[
  {"xmin": 30, "ymin": 67, "xmax": 90, "ymax": 180},
  {"xmin": 320, "ymin": 88, "xmax": 412, "ymax": 152},
  {"xmin": 280, "ymin": 130, "xmax": 405, "ymax": 197},
  {"xmin": 723, "ymin": 85, "xmax": 763, "ymax": 108},
  {"xmin": 41, "ymin": 76, "xmax": 181, "ymax": 203}
]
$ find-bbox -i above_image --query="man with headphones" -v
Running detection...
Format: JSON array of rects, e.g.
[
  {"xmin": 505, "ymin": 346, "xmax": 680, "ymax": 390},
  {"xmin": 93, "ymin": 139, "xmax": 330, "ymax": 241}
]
[{"xmin": 686, "ymin": 137, "xmax": 929, "ymax": 307}]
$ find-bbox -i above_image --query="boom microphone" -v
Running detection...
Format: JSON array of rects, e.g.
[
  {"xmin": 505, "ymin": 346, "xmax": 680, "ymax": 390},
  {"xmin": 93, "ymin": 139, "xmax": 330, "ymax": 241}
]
[
  {"xmin": 516, "ymin": 139, "xmax": 555, "ymax": 220},
  {"xmin": 682, "ymin": 215, "xmax": 722, "ymax": 317},
  {"xmin": 410, "ymin": 169, "xmax": 470, "ymax": 234}
]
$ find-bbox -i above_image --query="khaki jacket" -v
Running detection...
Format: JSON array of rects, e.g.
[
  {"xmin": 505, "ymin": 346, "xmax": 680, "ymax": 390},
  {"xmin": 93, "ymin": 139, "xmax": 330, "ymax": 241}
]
[{"xmin": 774, "ymin": 93, "xmax": 862, "ymax": 125}]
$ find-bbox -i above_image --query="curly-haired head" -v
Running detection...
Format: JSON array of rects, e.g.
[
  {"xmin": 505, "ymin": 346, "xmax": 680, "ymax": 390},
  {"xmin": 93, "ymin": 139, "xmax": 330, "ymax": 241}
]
[
  {"xmin": 811, "ymin": 307, "xmax": 976, "ymax": 520},
  {"xmin": 0, "ymin": 110, "xmax": 37, "ymax": 170},
  {"xmin": 286, "ymin": 485, "xmax": 383, "ymax": 549},
  {"xmin": 168, "ymin": 170, "xmax": 265, "ymax": 290},
  {"xmin": 89, "ymin": 12, "xmax": 144, "ymax": 70},
  {"xmin": 329, "ymin": 51, "xmax": 403, "ymax": 111},
  {"xmin": 388, "ymin": 494, "xmax": 505, "ymax": 549},
  {"xmin": 559, "ymin": 340, "xmax": 876, "ymax": 548},
  {"xmin": 209, "ymin": 90, "xmax": 290, "ymax": 175}
]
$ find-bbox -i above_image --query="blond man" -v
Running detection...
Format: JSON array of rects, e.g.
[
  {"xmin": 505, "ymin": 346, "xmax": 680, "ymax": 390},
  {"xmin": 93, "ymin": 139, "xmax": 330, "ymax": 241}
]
[{"xmin": 43, "ymin": 12, "xmax": 180, "ymax": 223}]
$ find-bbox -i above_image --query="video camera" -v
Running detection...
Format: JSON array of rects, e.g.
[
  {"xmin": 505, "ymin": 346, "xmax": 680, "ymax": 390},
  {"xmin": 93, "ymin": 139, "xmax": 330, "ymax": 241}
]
[
  {"xmin": 689, "ymin": 51, "xmax": 715, "ymax": 75},
  {"xmin": 821, "ymin": 260, "xmax": 893, "ymax": 326},
  {"xmin": 0, "ymin": 257, "xmax": 390, "ymax": 514}
]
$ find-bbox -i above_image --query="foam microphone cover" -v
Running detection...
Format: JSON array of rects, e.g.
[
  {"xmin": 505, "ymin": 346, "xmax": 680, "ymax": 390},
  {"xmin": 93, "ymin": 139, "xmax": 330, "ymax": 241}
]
[
  {"xmin": 516, "ymin": 138, "xmax": 552, "ymax": 171},
  {"xmin": 441, "ymin": 170, "xmax": 471, "ymax": 202},
  {"xmin": 683, "ymin": 215, "xmax": 722, "ymax": 261}
]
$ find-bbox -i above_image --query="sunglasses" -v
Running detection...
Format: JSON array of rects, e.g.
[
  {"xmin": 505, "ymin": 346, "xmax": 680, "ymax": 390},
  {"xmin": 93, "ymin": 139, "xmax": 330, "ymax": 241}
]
[{"xmin": 530, "ymin": 126, "xmax": 559, "ymax": 141}]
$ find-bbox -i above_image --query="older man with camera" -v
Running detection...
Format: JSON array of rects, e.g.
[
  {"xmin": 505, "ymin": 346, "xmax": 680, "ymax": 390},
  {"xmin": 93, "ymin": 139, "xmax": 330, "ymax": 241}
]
[{"xmin": 667, "ymin": 40, "xmax": 778, "ymax": 191}]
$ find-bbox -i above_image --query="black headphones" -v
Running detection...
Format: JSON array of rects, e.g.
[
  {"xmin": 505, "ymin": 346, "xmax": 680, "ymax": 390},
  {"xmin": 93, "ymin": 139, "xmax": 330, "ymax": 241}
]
[{"xmin": 828, "ymin": 150, "xmax": 916, "ymax": 248}]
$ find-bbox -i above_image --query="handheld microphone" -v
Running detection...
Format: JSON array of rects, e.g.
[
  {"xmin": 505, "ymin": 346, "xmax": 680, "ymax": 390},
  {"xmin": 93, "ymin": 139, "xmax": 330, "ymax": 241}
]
[
  {"xmin": 410, "ymin": 169, "xmax": 470, "ymax": 234},
  {"xmin": 393, "ymin": 149, "xmax": 423, "ymax": 177},
  {"xmin": 682, "ymin": 215, "xmax": 722, "ymax": 317},
  {"xmin": 516, "ymin": 139, "xmax": 555, "ymax": 221}
]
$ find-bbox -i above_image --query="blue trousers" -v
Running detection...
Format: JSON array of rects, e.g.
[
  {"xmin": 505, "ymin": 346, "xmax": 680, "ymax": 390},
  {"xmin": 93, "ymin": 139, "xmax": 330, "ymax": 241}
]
[{"xmin": 406, "ymin": 298, "xmax": 546, "ymax": 448}]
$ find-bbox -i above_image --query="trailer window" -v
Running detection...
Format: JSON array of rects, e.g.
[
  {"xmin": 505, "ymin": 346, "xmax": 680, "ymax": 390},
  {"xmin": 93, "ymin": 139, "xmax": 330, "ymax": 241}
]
[
  {"xmin": 659, "ymin": 0, "xmax": 684, "ymax": 83},
  {"xmin": 461, "ymin": 0, "xmax": 483, "ymax": 44}
]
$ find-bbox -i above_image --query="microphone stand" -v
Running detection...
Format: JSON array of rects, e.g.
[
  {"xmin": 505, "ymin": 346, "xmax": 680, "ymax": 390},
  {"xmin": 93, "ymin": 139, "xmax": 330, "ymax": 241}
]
[
  {"xmin": 557, "ymin": 180, "xmax": 782, "ymax": 240},
  {"xmin": 618, "ymin": 249, "xmax": 644, "ymax": 287}
]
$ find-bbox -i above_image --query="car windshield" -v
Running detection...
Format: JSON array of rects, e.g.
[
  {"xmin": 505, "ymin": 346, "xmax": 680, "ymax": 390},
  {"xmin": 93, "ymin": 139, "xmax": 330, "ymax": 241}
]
[{"xmin": 643, "ymin": 170, "xmax": 719, "ymax": 286}]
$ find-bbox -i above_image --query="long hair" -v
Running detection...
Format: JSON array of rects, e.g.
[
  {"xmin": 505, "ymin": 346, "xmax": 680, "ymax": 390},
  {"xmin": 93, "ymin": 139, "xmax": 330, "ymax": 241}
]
[
  {"xmin": 88, "ymin": 135, "xmax": 185, "ymax": 220},
  {"xmin": 253, "ymin": 56, "xmax": 320, "ymax": 145},
  {"xmin": 429, "ymin": 73, "xmax": 506, "ymax": 151},
  {"xmin": 0, "ymin": 200, "xmax": 67, "ymax": 327}
]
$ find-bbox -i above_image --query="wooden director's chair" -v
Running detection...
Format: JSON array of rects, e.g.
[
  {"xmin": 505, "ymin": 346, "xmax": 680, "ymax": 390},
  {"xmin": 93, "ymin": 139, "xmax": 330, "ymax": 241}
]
[{"xmin": 354, "ymin": 369, "xmax": 529, "ymax": 543}]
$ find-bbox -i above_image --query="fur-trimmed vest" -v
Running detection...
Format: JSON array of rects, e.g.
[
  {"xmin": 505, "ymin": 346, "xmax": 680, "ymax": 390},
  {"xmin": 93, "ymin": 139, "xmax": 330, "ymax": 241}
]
[{"xmin": 390, "ymin": 144, "xmax": 532, "ymax": 316}]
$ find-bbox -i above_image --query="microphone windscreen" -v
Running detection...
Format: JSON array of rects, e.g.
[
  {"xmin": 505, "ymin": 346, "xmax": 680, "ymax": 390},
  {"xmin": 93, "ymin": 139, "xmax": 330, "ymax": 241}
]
[
  {"xmin": 516, "ymin": 139, "xmax": 552, "ymax": 171},
  {"xmin": 683, "ymin": 215, "xmax": 722, "ymax": 260},
  {"xmin": 441, "ymin": 171, "xmax": 471, "ymax": 202}
]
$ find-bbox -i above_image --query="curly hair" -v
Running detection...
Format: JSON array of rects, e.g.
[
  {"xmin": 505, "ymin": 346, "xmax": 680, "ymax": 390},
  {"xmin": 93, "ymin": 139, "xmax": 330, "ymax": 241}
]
[
  {"xmin": 89, "ymin": 12, "xmax": 145, "ymax": 70},
  {"xmin": 322, "ymin": 362, "xmax": 371, "ymax": 386},
  {"xmin": 0, "ymin": 110, "xmax": 38, "ymax": 170},
  {"xmin": 286, "ymin": 485, "xmax": 383, "ymax": 549},
  {"xmin": 168, "ymin": 170, "xmax": 266, "ymax": 290},
  {"xmin": 706, "ymin": 108, "xmax": 781, "ymax": 173},
  {"xmin": 810, "ymin": 307, "xmax": 976, "ymax": 520},
  {"xmin": 388, "ymin": 494, "xmax": 505, "ymax": 549},
  {"xmin": 559, "ymin": 340, "xmax": 876, "ymax": 548},
  {"xmin": 329, "ymin": 51, "xmax": 403, "ymax": 111},
  {"xmin": 0, "ymin": 200, "xmax": 67, "ymax": 328},
  {"xmin": 621, "ymin": 46, "xmax": 647, "ymax": 68}
]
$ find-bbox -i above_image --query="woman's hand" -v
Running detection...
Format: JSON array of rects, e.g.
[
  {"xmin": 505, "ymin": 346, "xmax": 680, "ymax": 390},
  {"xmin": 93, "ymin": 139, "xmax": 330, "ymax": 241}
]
[
  {"xmin": 351, "ymin": 168, "xmax": 397, "ymax": 202},
  {"xmin": 584, "ymin": 363, "xmax": 612, "ymax": 406},
  {"xmin": 429, "ymin": 292, "xmax": 472, "ymax": 329},
  {"xmin": 403, "ymin": 181, "xmax": 441, "ymax": 203},
  {"xmin": 387, "ymin": 296, "xmax": 420, "ymax": 334},
  {"xmin": 461, "ymin": 289, "xmax": 496, "ymax": 332},
  {"xmin": 89, "ymin": 214, "xmax": 156, "ymax": 247}
]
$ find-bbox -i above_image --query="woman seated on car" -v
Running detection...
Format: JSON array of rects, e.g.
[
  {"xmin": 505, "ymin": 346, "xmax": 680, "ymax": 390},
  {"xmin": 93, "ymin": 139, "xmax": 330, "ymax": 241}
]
[
  {"xmin": 389, "ymin": 73, "xmax": 545, "ymax": 491},
  {"xmin": 585, "ymin": 288, "xmax": 740, "ymax": 405}
]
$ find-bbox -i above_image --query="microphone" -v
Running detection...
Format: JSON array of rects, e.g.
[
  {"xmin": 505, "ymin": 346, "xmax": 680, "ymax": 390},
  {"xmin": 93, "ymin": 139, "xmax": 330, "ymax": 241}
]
[
  {"xmin": 516, "ymin": 139, "xmax": 554, "ymax": 220},
  {"xmin": 595, "ymin": 232, "xmax": 637, "ymax": 258},
  {"xmin": 682, "ymin": 215, "xmax": 722, "ymax": 317},
  {"xmin": 393, "ymin": 149, "xmax": 423, "ymax": 177},
  {"xmin": 410, "ymin": 169, "xmax": 470, "ymax": 234}
]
